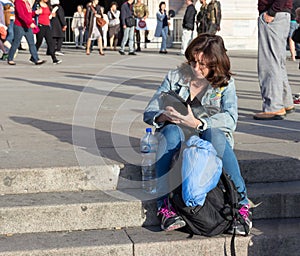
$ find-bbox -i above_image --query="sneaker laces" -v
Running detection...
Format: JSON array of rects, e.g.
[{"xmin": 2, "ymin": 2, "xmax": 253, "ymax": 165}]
[
  {"xmin": 239, "ymin": 204, "xmax": 250, "ymax": 220},
  {"xmin": 158, "ymin": 199, "xmax": 177, "ymax": 219}
]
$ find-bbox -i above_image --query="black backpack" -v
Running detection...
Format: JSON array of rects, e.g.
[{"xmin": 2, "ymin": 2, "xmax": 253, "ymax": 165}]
[{"xmin": 170, "ymin": 170, "xmax": 241, "ymax": 237}]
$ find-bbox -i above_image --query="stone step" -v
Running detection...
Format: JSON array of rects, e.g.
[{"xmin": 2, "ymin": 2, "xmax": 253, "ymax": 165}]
[
  {"xmin": 118, "ymin": 158, "xmax": 300, "ymax": 190},
  {"xmin": 0, "ymin": 181, "xmax": 299, "ymax": 235},
  {"xmin": 0, "ymin": 218, "xmax": 299, "ymax": 256},
  {"xmin": 0, "ymin": 165, "xmax": 121, "ymax": 195},
  {"xmin": 1, "ymin": 158, "xmax": 299, "ymax": 195}
]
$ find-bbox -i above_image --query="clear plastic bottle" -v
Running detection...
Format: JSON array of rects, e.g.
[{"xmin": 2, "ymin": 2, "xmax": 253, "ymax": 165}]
[{"xmin": 140, "ymin": 128, "xmax": 158, "ymax": 194}]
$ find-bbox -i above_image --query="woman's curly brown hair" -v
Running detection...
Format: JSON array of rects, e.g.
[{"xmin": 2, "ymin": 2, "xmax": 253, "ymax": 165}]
[{"xmin": 185, "ymin": 33, "xmax": 232, "ymax": 88}]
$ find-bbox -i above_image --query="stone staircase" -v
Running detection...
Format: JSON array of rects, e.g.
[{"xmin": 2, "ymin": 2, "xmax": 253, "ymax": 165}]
[{"xmin": 0, "ymin": 158, "xmax": 300, "ymax": 255}]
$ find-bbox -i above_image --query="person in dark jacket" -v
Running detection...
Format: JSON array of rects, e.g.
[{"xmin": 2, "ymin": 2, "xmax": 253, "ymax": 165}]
[
  {"xmin": 50, "ymin": 0, "xmax": 66, "ymax": 56},
  {"xmin": 180, "ymin": 0, "xmax": 196, "ymax": 55},
  {"xmin": 84, "ymin": 0, "xmax": 104, "ymax": 55},
  {"xmin": 206, "ymin": 0, "xmax": 221, "ymax": 34},
  {"xmin": 254, "ymin": 0, "xmax": 296, "ymax": 120},
  {"xmin": 119, "ymin": 0, "xmax": 136, "ymax": 55}
]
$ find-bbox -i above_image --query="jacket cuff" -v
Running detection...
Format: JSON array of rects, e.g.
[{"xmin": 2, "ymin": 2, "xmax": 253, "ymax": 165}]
[
  {"xmin": 153, "ymin": 111, "xmax": 165, "ymax": 128},
  {"xmin": 267, "ymin": 9, "xmax": 276, "ymax": 17}
]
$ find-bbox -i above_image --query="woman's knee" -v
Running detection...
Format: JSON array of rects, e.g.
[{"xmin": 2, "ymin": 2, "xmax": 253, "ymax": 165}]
[{"xmin": 157, "ymin": 124, "xmax": 184, "ymax": 148}]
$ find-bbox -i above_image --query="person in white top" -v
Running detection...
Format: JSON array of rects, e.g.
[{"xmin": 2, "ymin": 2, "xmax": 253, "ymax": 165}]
[
  {"xmin": 71, "ymin": 5, "xmax": 85, "ymax": 49},
  {"xmin": 107, "ymin": 1, "xmax": 120, "ymax": 51},
  {"xmin": 100, "ymin": 6, "xmax": 109, "ymax": 50}
]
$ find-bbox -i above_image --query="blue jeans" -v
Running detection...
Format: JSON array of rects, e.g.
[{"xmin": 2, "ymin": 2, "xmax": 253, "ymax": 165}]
[
  {"xmin": 155, "ymin": 124, "xmax": 248, "ymax": 208},
  {"xmin": 8, "ymin": 24, "xmax": 39, "ymax": 63},
  {"xmin": 160, "ymin": 26, "xmax": 168, "ymax": 51},
  {"xmin": 120, "ymin": 26, "xmax": 135, "ymax": 52},
  {"xmin": 4, "ymin": 20, "xmax": 14, "ymax": 52}
]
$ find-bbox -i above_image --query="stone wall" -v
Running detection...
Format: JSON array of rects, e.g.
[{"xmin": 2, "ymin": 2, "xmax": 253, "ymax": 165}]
[{"xmin": 166, "ymin": 0, "xmax": 259, "ymax": 50}]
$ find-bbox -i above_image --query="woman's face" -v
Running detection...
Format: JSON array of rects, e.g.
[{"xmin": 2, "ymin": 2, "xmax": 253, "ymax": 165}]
[
  {"xmin": 189, "ymin": 52, "xmax": 210, "ymax": 79},
  {"xmin": 77, "ymin": 5, "xmax": 82, "ymax": 12},
  {"xmin": 111, "ymin": 4, "xmax": 116, "ymax": 11},
  {"xmin": 161, "ymin": 4, "xmax": 166, "ymax": 11}
]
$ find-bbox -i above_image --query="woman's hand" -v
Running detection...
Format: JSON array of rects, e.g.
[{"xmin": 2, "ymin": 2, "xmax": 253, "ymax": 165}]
[
  {"xmin": 30, "ymin": 23, "xmax": 37, "ymax": 29},
  {"xmin": 161, "ymin": 105, "xmax": 202, "ymax": 128},
  {"xmin": 35, "ymin": 9, "xmax": 42, "ymax": 15}
]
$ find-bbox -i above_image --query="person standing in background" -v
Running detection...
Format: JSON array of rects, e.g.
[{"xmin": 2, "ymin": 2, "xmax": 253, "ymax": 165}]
[
  {"xmin": 119, "ymin": 0, "xmax": 136, "ymax": 55},
  {"xmin": 107, "ymin": 1, "xmax": 120, "ymax": 51},
  {"xmin": 154, "ymin": 1, "xmax": 168, "ymax": 54},
  {"xmin": 196, "ymin": 0, "xmax": 208, "ymax": 35},
  {"xmin": 288, "ymin": 0, "xmax": 300, "ymax": 61},
  {"xmin": 180, "ymin": 0, "xmax": 196, "ymax": 55},
  {"xmin": 71, "ymin": 5, "xmax": 85, "ymax": 49},
  {"xmin": 50, "ymin": 0, "xmax": 66, "ymax": 56},
  {"xmin": 254, "ymin": 0, "xmax": 295, "ymax": 120},
  {"xmin": 206, "ymin": 0, "xmax": 221, "ymax": 35},
  {"xmin": 133, "ymin": 0, "xmax": 149, "ymax": 52},
  {"xmin": 100, "ymin": 6, "xmax": 109, "ymax": 51}
]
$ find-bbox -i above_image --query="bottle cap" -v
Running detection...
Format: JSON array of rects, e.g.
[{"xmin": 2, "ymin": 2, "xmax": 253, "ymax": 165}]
[{"xmin": 146, "ymin": 128, "xmax": 152, "ymax": 133}]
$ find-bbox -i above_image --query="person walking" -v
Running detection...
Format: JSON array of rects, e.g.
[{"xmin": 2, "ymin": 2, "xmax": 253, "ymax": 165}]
[
  {"xmin": 119, "ymin": 0, "xmax": 136, "ymax": 55},
  {"xmin": 84, "ymin": 0, "xmax": 104, "ymax": 55},
  {"xmin": 32, "ymin": 0, "xmax": 61, "ymax": 64},
  {"xmin": 179, "ymin": 0, "xmax": 196, "ymax": 55},
  {"xmin": 50, "ymin": 0, "xmax": 66, "ymax": 56},
  {"xmin": 7, "ymin": 0, "xmax": 45, "ymax": 65},
  {"xmin": 0, "ymin": 0, "xmax": 14, "ymax": 61},
  {"xmin": 254, "ymin": 0, "xmax": 295, "ymax": 120},
  {"xmin": 154, "ymin": 1, "xmax": 168, "ymax": 54}
]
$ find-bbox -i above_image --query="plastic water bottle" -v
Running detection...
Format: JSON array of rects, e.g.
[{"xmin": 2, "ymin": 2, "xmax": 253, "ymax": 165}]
[{"xmin": 140, "ymin": 128, "xmax": 158, "ymax": 194}]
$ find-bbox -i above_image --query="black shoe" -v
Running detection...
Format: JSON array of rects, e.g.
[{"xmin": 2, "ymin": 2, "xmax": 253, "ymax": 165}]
[
  {"xmin": 119, "ymin": 50, "xmax": 125, "ymax": 55},
  {"xmin": 53, "ymin": 59, "xmax": 62, "ymax": 64},
  {"xmin": 227, "ymin": 204, "xmax": 252, "ymax": 236},
  {"xmin": 35, "ymin": 60, "xmax": 46, "ymax": 65},
  {"xmin": 159, "ymin": 50, "xmax": 168, "ymax": 54},
  {"xmin": 145, "ymin": 39, "xmax": 151, "ymax": 43},
  {"xmin": 128, "ymin": 52, "xmax": 137, "ymax": 55},
  {"xmin": 7, "ymin": 60, "xmax": 16, "ymax": 65},
  {"xmin": 157, "ymin": 199, "xmax": 186, "ymax": 232},
  {"xmin": 29, "ymin": 57, "xmax": 35, "ymax": 64},
  {"xmin": 136, "ymin": 47, "xmax": 141, "ymax": 52}
]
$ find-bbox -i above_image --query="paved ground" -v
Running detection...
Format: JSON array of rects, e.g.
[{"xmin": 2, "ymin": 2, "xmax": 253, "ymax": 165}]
[{"xmin": 0, "ymin": 47, "xmax": 299, "ymax": 170}]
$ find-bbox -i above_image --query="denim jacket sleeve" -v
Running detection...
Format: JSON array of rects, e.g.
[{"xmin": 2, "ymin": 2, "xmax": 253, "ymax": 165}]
[
  {"xmin": 143, "ymin": 70, "xmax": 175, "ymax": 128},
  {"xmin": 201, "ymin": 78, "xmax": 238, "ymax": 133}
]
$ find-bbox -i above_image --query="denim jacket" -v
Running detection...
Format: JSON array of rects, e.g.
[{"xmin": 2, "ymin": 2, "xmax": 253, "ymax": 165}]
[{"xmin": 143, "ymin": 67, "xmax": 238, "ymax": 147}]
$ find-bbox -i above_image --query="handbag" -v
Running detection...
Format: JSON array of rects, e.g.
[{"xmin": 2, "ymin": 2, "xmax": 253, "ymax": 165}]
[
  {"xmin": 125, "ymin": 16, "xmax": 136, "ymax": 27},
  {"xmin": 90, "ymin": 4, "xmax": 106, "ymax": 27},
  {"xmin": 292, "ymin": 27, "xmax": 300, "ymax": 43},
  {"xmin": 96, "ymin": 17, "xmax": 106, "ymax": 27}
]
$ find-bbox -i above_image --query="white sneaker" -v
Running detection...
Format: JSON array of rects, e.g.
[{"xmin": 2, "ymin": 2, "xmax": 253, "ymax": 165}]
[{"xmin": 55, "ymin": 51, "xmax": 64, "ymax": 56}]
